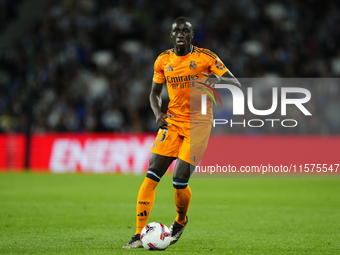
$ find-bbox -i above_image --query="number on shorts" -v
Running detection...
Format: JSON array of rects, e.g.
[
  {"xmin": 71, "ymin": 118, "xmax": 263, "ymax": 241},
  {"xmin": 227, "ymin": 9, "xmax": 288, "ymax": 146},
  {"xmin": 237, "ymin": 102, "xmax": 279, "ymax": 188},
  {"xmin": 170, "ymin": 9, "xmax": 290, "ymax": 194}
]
[{"xmin": 159, "ymin": 129, "xmax": 168, "ymax": 142}]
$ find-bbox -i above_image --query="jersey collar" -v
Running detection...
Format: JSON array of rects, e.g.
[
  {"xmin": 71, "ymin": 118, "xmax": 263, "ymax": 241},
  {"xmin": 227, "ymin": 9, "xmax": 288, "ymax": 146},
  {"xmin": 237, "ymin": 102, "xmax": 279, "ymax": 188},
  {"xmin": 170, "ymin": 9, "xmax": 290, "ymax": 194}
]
[{"xmin": 174, "ymin": 44, "xmax": 194, "ymax": 56}]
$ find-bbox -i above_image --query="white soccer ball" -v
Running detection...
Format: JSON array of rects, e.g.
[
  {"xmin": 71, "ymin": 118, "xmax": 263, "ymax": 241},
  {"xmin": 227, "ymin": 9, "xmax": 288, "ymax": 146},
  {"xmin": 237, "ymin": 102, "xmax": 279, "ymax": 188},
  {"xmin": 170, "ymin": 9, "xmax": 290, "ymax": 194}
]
[{"xmin": 141, "ymin": 222, "xmax": 171, "ymax": 250}]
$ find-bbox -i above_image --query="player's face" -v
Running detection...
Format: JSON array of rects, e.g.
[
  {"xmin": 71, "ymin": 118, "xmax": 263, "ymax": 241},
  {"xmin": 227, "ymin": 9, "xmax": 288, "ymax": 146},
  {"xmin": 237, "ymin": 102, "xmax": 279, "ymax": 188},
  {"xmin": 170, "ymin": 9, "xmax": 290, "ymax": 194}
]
[{"xmin": 170, "ymin": 21, "xmax": 194, "ymax": 51}]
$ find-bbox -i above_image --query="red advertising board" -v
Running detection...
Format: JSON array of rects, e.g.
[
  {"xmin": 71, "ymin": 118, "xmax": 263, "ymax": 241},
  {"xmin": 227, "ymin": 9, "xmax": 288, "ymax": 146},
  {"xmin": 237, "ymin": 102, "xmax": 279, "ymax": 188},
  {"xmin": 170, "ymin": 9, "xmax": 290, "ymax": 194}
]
[
  {"xmin": 0, "ymin": 134, "xmax": 25, "ymax": 172},
  {"xmin": 198, "ymin": 135, "xmax": 340, "ymax": 176},
  {"xmin": 30, "ymin": 133, "xmax": 158, "ymax": 173},
  {"xmin": 201, "ymin": 135, "xmax": 340, "ymax": 167},
  {"xmin": 0, "ymin": 134, "xmax": 339, "ymax": 174}
]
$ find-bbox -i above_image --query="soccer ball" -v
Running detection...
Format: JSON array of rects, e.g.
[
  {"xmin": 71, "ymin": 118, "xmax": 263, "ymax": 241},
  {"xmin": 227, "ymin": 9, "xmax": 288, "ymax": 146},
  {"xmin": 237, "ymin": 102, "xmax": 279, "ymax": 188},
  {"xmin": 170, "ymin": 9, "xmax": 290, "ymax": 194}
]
[{"xmin": 141, "ymin": 222, "xmax": 171, "ymax": 250}]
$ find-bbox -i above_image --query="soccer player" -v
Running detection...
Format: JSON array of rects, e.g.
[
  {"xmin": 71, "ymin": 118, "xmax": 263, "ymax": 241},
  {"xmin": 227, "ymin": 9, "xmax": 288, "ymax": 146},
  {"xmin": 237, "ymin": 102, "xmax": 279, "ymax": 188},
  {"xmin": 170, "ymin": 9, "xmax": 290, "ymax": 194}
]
[{"xmin": 123, "ymin": 17, "xmax": 240, "ymax": 248}]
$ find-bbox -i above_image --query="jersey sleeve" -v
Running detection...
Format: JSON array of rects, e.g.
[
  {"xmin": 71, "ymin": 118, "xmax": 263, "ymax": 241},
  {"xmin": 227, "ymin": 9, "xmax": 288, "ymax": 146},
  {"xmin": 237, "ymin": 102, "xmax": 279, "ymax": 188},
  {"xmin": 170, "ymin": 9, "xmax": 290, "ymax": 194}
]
[
  {"xmin": 202, "ymin": 49, "xmax": 229, "ymax": 77},
  {"xmin": 153, "ymin": 55, "xmax": 165, "ymax": 84}
]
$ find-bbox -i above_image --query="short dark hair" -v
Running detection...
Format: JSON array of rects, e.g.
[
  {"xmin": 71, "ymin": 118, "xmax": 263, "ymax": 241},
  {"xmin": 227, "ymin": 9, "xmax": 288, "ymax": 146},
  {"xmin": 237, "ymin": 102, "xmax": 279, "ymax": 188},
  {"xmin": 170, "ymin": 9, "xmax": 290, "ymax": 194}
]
[{"xmin": 172, "ymin": 17, "xmax": 193, "ymax": 28}]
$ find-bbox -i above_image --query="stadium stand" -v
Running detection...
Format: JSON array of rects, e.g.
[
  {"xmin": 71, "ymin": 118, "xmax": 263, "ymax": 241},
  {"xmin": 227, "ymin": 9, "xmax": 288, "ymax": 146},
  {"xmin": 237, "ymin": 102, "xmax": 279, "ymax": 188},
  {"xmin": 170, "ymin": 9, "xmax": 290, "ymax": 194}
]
[{"xmin": 0, "ymin": 0, "xmax": 339, "ymax": 134}]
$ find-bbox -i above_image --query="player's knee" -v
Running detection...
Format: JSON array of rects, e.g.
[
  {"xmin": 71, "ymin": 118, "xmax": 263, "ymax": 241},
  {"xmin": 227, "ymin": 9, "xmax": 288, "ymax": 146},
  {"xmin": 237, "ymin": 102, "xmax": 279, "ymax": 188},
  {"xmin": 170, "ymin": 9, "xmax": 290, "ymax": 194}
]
[
  {"xmin": 173, "ymin": 159, "xmax": 195, "ymax": 180},
  {"xmin": 146, "ymin": 168, "xmax": 165, "ymax": 183},
  {"xmin": 173, "ymin": 177, "xmax": 189, "ymax": 189}
]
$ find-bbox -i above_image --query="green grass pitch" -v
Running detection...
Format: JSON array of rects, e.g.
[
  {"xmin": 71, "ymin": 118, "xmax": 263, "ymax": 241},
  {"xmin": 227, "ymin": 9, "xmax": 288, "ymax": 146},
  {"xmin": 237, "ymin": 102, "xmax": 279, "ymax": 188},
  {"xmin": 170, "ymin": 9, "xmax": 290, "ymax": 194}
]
[{"xmin": 0, "ymin": 173, "xmax": 339, "ymax": 254}]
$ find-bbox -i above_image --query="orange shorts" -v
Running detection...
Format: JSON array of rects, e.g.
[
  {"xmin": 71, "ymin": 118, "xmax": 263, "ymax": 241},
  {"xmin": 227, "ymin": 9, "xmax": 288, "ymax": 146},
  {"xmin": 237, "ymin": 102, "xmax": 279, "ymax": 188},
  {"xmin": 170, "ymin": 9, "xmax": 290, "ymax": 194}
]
[{"xmin": 151, "ymin": 119, "xmax": 212, "ymax": 166}]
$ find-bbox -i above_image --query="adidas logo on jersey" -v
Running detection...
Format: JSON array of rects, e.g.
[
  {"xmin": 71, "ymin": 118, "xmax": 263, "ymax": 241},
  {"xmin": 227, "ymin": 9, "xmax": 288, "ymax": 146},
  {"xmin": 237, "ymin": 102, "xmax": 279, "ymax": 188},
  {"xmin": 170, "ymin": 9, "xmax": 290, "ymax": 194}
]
[{"xmin": 165, "ymin": 65, "xmax": 174, "ymax": 71}]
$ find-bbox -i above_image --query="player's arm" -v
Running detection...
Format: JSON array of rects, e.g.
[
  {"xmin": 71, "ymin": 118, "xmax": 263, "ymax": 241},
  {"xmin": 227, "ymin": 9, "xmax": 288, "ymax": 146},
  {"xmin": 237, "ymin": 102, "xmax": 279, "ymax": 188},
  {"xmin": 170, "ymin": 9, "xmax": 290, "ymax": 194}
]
[
  {"xmin": 149, "ymin": 81, "xmax": 172, "ymax": 129},
  {"xmin": 202, "ymin": 70, "xmax": 241, "ymax": 87},
  {"xmin": 221, "ymin": 70, "xmax": 241, "ymax": 87},
  {"xmin": 201, "ymin": 50, "xmax": 241, "ymax": 87}
]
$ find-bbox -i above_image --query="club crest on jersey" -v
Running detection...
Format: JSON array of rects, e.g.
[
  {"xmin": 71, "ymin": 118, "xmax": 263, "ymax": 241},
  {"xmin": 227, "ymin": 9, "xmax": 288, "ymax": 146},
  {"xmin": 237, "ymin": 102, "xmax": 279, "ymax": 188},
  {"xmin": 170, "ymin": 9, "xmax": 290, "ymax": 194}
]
[{"xmin": 189, "ymin": 60, "xmax": 197, "ymax": 70}]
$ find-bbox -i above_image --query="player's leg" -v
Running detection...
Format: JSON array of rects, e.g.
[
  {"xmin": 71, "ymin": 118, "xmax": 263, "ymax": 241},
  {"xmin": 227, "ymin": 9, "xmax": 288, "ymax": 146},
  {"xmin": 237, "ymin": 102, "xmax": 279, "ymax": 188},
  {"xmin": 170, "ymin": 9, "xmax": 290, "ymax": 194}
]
[
  {"xmin": 123, "ymin": 153, "xmax": 175, "ymax": 248},
  {"xmin": 173, "ymin": 158, "xmax": 195, "ymax": 224},
  {"xmin": 169, "ymin": 159, "xmax": 195, "ymax": 245},
  {"xmin": 135, "ymin": 153, "xmax": 175, "ymax": 235},
  {"xmin": 123, "ymin": 125, "xmax": 181, "ymax": 249}
]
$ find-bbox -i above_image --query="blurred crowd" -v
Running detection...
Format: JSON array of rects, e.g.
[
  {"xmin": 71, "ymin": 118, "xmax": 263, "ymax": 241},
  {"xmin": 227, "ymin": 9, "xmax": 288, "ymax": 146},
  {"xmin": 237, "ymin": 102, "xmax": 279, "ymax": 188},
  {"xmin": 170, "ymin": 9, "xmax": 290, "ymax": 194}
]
[
  {"xmin": 0, "ymin": 0, "xmax": 340, "ymax": 134},
  {"xmin": 0, "ymin": 0, "xmax": 21, "ymax": 32}
]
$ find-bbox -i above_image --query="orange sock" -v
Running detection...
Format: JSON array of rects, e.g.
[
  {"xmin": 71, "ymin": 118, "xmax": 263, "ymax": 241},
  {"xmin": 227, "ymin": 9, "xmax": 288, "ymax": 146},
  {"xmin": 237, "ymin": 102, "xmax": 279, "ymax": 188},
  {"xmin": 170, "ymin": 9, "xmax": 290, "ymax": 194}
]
[
  {"xmin": 174, "ymin": 185, "xmax": 192, "ymax": 226},
  {"xmin": 135, "ymin": 177, "xmax": 159, "ymax": 235}
]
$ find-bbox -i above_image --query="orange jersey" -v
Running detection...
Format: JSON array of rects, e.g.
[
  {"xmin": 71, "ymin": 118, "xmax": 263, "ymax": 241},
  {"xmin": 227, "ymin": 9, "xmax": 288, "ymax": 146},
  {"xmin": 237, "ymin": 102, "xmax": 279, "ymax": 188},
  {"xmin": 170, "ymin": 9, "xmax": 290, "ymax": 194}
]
[{"xmin": 153, "ymin": 45, "xmax": 229, "ymax": 123}]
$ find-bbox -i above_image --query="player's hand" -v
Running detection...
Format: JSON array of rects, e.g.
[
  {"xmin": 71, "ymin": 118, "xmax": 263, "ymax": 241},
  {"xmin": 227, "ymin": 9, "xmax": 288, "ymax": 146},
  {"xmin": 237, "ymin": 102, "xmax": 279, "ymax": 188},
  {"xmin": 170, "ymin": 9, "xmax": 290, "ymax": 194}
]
[
  {"xmin": 201, "ymin": 72, "xmax": 221, "ymax": 86},
  {"xmin": 155, "ymin": 112, "xmax": 172, "ymax": 129}
]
